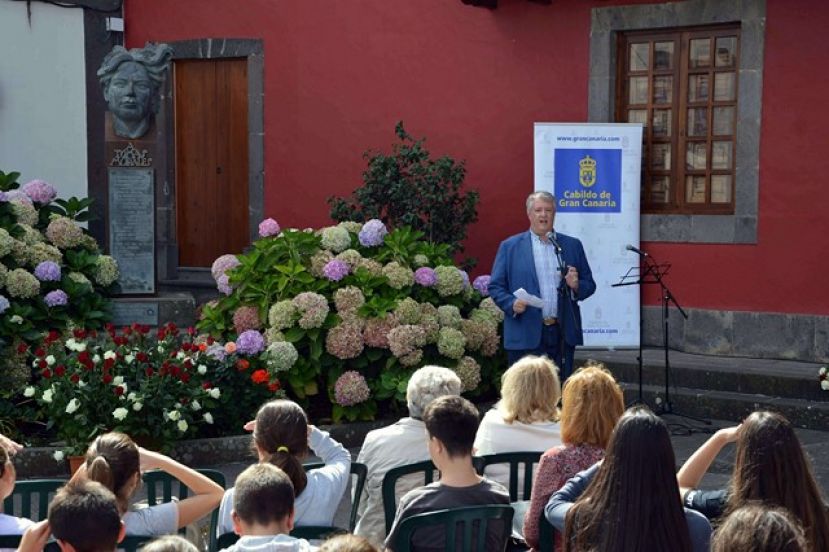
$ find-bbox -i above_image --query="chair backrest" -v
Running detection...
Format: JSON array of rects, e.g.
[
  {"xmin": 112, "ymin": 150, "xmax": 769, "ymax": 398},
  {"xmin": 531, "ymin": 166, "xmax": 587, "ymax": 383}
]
[
  {"xmin": 393, "ymin": 504, "xmax": 515, "ymax": 552},
  {"xmin": 537, "ymin": 512, "xmax": 559, "ymax": 552},
  {"xmin": 216, "ymin": 531, "xmax": 239, "ymax": 550},
  {"xmin": 381, "ymin": 460, "xmax": 440, "ymax": 534},
  {"xmin": 2, "ymin": 479, "xmax": 66, "ymax": 521},
  {"xmin": 120, "ymin": 535, "xmax": 156, "ymax": 552},
  {"xmin": 477, "ymin": 451, "xmax": 543, "ymax": 501},
  {"xmin": 301, "ymin": 461, "xmax": 368, "ymax": 532},
  {"xmin": 142, "ymin": 468, "xmax": 226, "ymax": 552}
]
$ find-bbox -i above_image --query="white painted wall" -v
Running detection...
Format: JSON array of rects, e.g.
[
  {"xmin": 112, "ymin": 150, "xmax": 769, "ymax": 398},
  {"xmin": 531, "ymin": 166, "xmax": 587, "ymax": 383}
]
[{"xmin": 0, "ymin": 0, "xmax": 88, "ymax": 200}]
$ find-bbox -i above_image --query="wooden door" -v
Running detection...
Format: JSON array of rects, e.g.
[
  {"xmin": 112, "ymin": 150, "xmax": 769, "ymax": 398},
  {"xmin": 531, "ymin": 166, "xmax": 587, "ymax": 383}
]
[{"xmin": 175, "ymin": 58, "xmax": 249, "ymax": 267}]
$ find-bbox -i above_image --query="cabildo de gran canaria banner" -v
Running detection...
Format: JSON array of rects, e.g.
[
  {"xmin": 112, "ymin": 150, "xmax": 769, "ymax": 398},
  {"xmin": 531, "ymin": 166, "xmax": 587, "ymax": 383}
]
[{"xmin": 533, "ymin": 123, "xmax": 643, "ymax": 348}]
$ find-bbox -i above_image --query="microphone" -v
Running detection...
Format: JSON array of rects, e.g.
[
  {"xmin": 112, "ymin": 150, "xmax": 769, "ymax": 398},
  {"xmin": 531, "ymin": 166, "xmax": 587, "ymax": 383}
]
[
  {"xmin": 549, "ymin": 234, "xmax": 563, "ymax": 253},
  {"xmin": 626, "ymin": 244, "xmax": 648, "ymax": 257}
]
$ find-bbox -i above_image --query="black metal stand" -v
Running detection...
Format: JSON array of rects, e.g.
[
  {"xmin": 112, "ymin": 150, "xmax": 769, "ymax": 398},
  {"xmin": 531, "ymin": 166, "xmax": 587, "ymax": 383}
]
[{"xmin": 612, "ymin": 265, "xmax": 647, "ymax": 406}]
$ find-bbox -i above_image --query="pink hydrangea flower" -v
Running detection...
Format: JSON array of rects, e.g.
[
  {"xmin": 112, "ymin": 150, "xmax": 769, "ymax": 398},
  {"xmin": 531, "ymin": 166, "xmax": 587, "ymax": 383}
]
[
  {"xmin": 334, "ymin": 371, "xmax": 371, "ymax": 406},
  {"xmin": 22, "ymin": 180, "xmax": 57, "ymax": 204},
  {"xmin": 258, "ymin": 218, "xmax": 281, "ymax": 238}
]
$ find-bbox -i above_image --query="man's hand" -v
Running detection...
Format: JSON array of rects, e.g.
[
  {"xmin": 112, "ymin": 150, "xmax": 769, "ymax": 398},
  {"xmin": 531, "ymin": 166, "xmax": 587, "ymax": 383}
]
[
  {"xmin": 18, "ymin": 520, "xmax": 51, "ymax": 552},
  {"xmin": 565, "ymin": 266, "xmax": 579, "ymax": 292},
  {"xmin": 512, "ymin": 299, "xmax": 528, "ymax": 315}
]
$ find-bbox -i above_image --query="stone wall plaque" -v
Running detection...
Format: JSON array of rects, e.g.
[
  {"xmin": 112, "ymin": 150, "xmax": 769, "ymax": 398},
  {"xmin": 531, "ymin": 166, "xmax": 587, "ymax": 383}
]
[
  {"xmin": 108, "ymin": 167, "xmax": 155, "ymax": 294},
  {"xmin": 110, "ymin": 301, "xmax": 159, "ymax": 327}
]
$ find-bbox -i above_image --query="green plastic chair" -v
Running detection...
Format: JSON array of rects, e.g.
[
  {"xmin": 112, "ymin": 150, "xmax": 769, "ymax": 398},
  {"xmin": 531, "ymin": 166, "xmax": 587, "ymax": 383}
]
[
  {"xmin": 216, "ymin": 532, "xmax": 239, "ymax": 550},
  {"xmin": 142, "ymin": 468, "xmax": 226, "ymax": 552},
  {"xmin": 537, "ymin": 512, "xmax": 558, "ymax": 552},
  {"xmin": 392, "ymin": 504, "xmax": 515, "ymax": 552},
  {"xmin": 2, "ymin": 478, "xmax": 66, "ymax": 521},
  {"xmin": 381, "ymin": 460, "xmax": 440, "ymax": 534},
  {"xmin": 477, "ymin": 451, "xmax": 543, "ymax": 501},
  {"xmin": 301, "ymin": 461, "xmax": 368, "ymax": 532},
  {"xmin": 0, "ymin": 535, "xmax": 23, "ymax": 548}
]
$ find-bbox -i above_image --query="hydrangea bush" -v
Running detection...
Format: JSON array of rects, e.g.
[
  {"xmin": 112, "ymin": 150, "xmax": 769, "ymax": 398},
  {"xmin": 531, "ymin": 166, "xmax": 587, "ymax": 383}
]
[
  {"xmin": 198, "ymin": 218, "xmax": 505, "ymax": 422},
  {"xmin": 0, "ymin": 170, "xmax": 119, "ymax": 396}
]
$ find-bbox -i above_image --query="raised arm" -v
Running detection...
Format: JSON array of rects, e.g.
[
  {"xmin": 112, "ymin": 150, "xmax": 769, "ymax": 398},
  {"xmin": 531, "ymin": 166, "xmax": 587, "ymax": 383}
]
[
  {"xmin": 139, "ymin": 447, "xmax": 224, "ymax": 528},
  {"xmin": 676, "ymin": 425, "xmax": 740, "ymax": 496},
  {"xmin": 544, "ymin": 462, "xmax": 599, "ymax": 531}
]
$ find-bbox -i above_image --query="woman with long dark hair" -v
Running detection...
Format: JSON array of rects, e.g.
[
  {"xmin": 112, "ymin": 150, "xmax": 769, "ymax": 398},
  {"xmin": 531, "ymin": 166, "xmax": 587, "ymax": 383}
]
[
  {"xmin": 545, "ymin": 407, "xmax": 711, "ymax": 552},
  {"xmin": 678, "ymin": 411, "xmax": 829, "ymax": 551}
]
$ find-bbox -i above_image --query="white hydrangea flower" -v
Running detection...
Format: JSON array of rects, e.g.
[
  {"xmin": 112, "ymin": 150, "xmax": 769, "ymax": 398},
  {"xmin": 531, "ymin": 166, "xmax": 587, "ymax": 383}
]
[
  {"xmin": 203, "ymin": 413, "xmax": 214, "ymax": 425},
  {"xmin": 65, "ymin": 398, "xmax": 80, "ymax": 414},
  {"xmin": 53, "ymin": 450, "xmax": 65, "ymax": 462},
  {"xmin": 45, "ymin": 355, "xmax": 56, "ymax": 366},
  {"xmin": 177, "ymin": 420, "xmax": 188, "ymax": 433},
  {"xmin": 113, "ymin": 407, "xmax": 128, "ymax": 421},
  {"xmin": 23, "ymin": 386, "xmax": 35, "ymax": 398}
]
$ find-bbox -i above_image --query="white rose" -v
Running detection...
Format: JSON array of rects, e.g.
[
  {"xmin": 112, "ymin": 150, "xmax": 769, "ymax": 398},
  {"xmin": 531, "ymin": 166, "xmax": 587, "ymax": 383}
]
[
  {"xmin": 32, "ymin": 359, "xmax": 38, "ymax": 367},
  {"xmin": 10, "ymin": 315, "xmax": 23, "ymax": 324},
  {"xmin": 65, "ymin": 398, "xmax": 80, "ymax": 414},
  {"xmin": 191, "ymin": 400, "xmax": 201, "ymax": 411},
  {"xmin": 42, "ymin": 389, "xmax": 54, "ymax": 403},
  {"xmin": 197, "ymin": 364, "xmax": 207, "ymax": 375},
  {"xmin": 45, "ymin": 355, "xmax": 56, "ymax": 366},
  {"xmin": 157, "ymin": 345, "xmax": 165, "ymax": 353},
  {"xmin": 112, "ymin": 407, "xmax": 129, "ymax": 421},
  {"xmin": 820, "ymin": 366, "xmax": 827, "ymax": 376},
  {"xmin": 177, "ymin": 420, "xmax": 189, "ymax": 433},
  {"xmin": 209, "ymin": 388, "xmax": 221, "ymax": 399},
  {"xmin": 133, "ymin": 402, "xmax": 143, "ymax": 411},
  {"xmin": 167, "ymin": 410, "xmax": 181, "ymax": 421},
  {"xmin": 77, "ymin": 380, "xmax": 87, "ymax": 388},
  {"xmin": 203, "ymin": 412, "xmax": 214, "ymax": 425},
  {"xmin": 127, "ymin": 392, "xmax": 137, "ymax": 401},
  {"xmin": 113, "ymin": 376, "xmax": 124, "ymax": 386},
  {"xmin": 125, "ymin": 354, "xmax": 135, "ymax": 364},
  {"xmin": 822, "ymin": 380, "xmax": 829, "ymax": 391},
  {"xmin": 176, "ymin": 351, "xmax": 186, "ymax": 360},
  {"xmin": 103, "ymin": 350, "xmax": 116, "ymax": 360},
  {"xmin": 53, "ymin": 450, "xmax": 65, "ymax": 462},
  {"xmin": 23, "ymin": 386, "xmax": 35, "ymax": 398},
  {"xmin": 92, "ymin": 354, "xmax": 101, "ymax": 364}
]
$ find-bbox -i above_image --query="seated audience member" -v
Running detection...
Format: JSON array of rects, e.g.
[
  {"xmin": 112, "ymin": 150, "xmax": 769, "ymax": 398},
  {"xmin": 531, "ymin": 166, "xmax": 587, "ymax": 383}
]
[
  {"xmin": 218, "ymin": 400, "xmax": 351, "ymax": 535},
  {"xmin": 222, "ymin": 463, "xmax": 315, "ymax": 552},
  {"xmin": 19, "ymin": 480, "xmax": 125, "ymax": 552},
  {"xmin": 0, "ymin": 444, "xmax": 34, "ymax": 537},
  {"xmin": 523, "ymin": 362, "xmax": 624, "ymax": 551},
  {"xmin": 385, "ymin": 396, "xmax": 510, "ymax": 552},
  {"xmin": 140, "ymin": 535, "xmax": 199, "ymax": 552},
  {"xmin": 354, "ymin": 366, "xmax": 461, "ymax": 545},
  {"xmin": 712, "ymin": 503, "xmax": 806, "ymax": 552},
  {"xmin": 81, "ymin": 432, "xmax": 224, "ymax": 536},
  {"xmin": 545, "ymin": 407, "xmax": 711, "ymax": 552},
  {"xmin": 474, "ymin": 355, "xmax": 563, "ymax": 491},
  {"xmin": 318, "ymin": 534, "xmax": 378, "ymax": 552},
  {"xmin": 678, "ymin": 411, "xmax": 829, "ymax": 550}
]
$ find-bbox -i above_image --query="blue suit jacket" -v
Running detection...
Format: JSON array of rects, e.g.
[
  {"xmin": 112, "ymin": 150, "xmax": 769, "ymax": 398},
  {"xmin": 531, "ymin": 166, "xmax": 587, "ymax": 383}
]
[{"xmin": 489, "ymin": 230, "xmax": 596, "ymax": 350}]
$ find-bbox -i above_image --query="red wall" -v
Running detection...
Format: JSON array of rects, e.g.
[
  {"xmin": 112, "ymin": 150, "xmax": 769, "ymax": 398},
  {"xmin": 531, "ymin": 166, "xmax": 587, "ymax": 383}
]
[{"xmin": 125, "ymin": 0, "xmax": 829, "ymax": 315}]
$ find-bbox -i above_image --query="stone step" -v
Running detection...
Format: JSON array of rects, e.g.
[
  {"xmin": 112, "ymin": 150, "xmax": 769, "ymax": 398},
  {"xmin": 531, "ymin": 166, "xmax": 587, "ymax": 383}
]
[{"xmin": 619, "ymin": 382, "xmax": 829, "ymax": 431}]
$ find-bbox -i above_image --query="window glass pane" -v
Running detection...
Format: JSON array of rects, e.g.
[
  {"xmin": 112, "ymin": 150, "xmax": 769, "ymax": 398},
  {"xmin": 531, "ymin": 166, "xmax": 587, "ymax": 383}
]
[
  {"xmin": 628, "ymin": 109, "xmax": 648, "ymax": 126},
  {"xmin": 685, "ymin": 142, "xmax": 707, "ymax": 170},
  {"xmin": 688, "ymin": 74, "xmax": 709, "ymax": 102},
  {"xmin": 711, "ymin": 175, "xmax": 732, "ymax": 203},
  {"xmin": 652, "ymin": 109, "xmax": 672, "ymax": 137},
  {"xmin": 715, "ymin": 36, "xmax": 737, "ymax": 67},
  {"xmin": 651, "ymin": 143, "xmax": 671, "ymax": 170},
  {"xmin": 713, "ymin": 106, "xmax": 735, "ymax": 135},
  {"xmin": 689, "ymin": 38, "xmax": 711, "ymax": 68},
  {"xmin": 685, "ymin": 176, "xmax": 707, "ymax": 203},
  {"xmin": 654, "ymin": 42, "xmax": 674, "ymax": 70},
  {"xmin": 653, "ymin": 76, "xmax": 673, "ymax": 104},
  {"xmin": 687, "ymin": 108, "xmax": 708, "ymax": 137},
  {"xmin": 629, "ymin": 77, "xmax": 649, "ymax": 104},
  {"xmin": 711, "ymin": 141, "xmax": 732, "ymax": 169},
  {"xmin": 714, "ymin": 72, "xmax": 736, "ymax": 101},
  {"xmin": 650, "ymin": 176, "xmax": 671, "ymax": 203},
  {"xmin": 629, "ymin": 43, "xmax": 649, "ymax": 71}
]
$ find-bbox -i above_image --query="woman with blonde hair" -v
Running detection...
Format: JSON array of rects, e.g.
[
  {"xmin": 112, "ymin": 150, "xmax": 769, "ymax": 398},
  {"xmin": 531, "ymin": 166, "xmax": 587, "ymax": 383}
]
[
  {"xmin": 522, "ymin": 361, "xmax": 624, "ymax": 551},
  {"xmin": 474, "ymin": 355, "xmax": 563, "ymax": 490}
]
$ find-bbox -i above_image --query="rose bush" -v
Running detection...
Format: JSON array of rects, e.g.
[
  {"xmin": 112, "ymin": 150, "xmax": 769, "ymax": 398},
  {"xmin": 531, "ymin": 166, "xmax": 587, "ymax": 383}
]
[{"xmin": 198, "ymin": 218, "xmax": 505, "ymax": 422}]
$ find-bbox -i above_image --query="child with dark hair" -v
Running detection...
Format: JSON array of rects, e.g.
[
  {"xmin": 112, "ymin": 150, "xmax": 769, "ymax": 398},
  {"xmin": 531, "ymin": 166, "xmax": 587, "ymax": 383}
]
[
  {"xmin": 222, "ymin": 463, "xmax": 314, "ymax": 552},
  {"xmin": 384, "ymin": 396, "xmax": 510, "ymax": 552},
  {"xmin": 18, "ymin": 480, "xmax": 125, "ymax": 552},
  {"xmin": 217, "ymin": 400, "xmax": 350, "ymax": 536},
  {"xmin": 712, "ymin": 504, "xmax": 806, "ymax": 552}
]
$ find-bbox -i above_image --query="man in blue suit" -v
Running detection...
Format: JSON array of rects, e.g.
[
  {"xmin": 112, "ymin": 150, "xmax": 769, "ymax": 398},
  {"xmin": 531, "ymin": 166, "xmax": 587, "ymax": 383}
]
[{"xmin": 489, "ymin": 191, "xmax": 596, "ymax": 380}]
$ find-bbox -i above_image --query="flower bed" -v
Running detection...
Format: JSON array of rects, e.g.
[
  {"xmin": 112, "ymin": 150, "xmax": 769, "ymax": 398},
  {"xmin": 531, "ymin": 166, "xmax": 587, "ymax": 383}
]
[{"xmin": 198, "ymin": 219, "xmax": 505, "ymax": 422}]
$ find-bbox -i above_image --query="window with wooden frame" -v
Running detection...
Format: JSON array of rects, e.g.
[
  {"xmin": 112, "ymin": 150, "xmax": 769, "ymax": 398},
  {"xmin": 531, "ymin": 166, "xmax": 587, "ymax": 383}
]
[{"xmin": 616, "ymin": 26, "xmax": 740, "ymax": 214}]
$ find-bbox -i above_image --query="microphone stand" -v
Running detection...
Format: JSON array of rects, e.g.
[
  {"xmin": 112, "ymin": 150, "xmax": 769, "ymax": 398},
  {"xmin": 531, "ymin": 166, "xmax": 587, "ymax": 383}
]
[{"xmin": 552, "ymin": 236, "xmax": 578, "ymax": 379}]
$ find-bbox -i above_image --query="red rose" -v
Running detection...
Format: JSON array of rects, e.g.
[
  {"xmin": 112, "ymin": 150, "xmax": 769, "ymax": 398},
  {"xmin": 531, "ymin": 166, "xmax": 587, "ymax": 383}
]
[
  {"xmin": 78, "ymin": 351, "xmax": 90, "ymax": 362},
  {"xmin": 104, "ymin": 358, "xmax": 115, "ymax": 370},
  {"xmin": 114, "ymin": 385, "xmax": 125, "ymax": 396},
  {"xmin": 102, "ymin": 374, "xmax": 113, "ymax": 384},
  {"xmin": 16, "ymin": 343, "xmax": 27, "ymax": 354},
  {"xmin": 70, "ymin": 374, "xmax": 80, "ymax": 384},
  {"xmin": 145, "ymin": 367, "xmax": 154, "ymax": 377},
  {"xmin": 157, "ymin": 329, "xmax": 167, "ymax": 340},
  {"xmin": 235, "ymin": 359, "xmax": 250, "ymax": 372},
  {"xmin": 268, "ymin": 381, "xmax": 281, "ymax": 393},
  {"xmin": 187, "ymin": 326, "xmax": 196, "ymax": 336},
  {"xmin": 54, "ymin": 365, "xmax": 66, "ymax": 377},
  {"xmin": 38, "ymin": 360, "xmax": 48, "ymax": 369},
  {"xmin": 251, "ymin": 369, "xmax": 269, "ymax": 384},
  {"xmin": 82, "ymin": 359, "xmax": 94, "ymax": 371},
  {"xmin": 180, "ymin": 373, "xmax": 191, "ymax": 383},
  {"xmin": 90, "ymin": 330, "xmax": 98, "ymax": 338},
  {"xmin": 202, "ymin": 381, "xmax": 213, "ymax": 390},
  {"xmin": 206, "ymin": 337, "xmax": 215, "ymax": 345},
  {"xmin": 73, "ymin": 329, "xmax": 87, "ymax": 339},
  {"xmin": 137, "ymin": 352, "xmax": 148, "ymax": 363},
  {"xmin": 41, "ymin": 368, "xmax": 52, "ymax": 379},
  {"xmin": 47, "ymin": 330, "xmax": 60, "ymax": 343},
  {"xmin": 34, "ymin": 347, "xmax": 46, "ymax": 358}
]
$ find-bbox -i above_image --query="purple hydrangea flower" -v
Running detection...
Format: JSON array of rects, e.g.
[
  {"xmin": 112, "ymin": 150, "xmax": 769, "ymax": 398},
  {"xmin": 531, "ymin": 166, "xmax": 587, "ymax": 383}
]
[
  {"xmin": 322, "ymin": 259, "xmax": 350, "ymax": 282},
  {"xmin": 34, "ymin": 261, "xmax": 61, "ymax": 282},
  {"xmin": 22, "ymin": 180, "xmax": 57, "ymax": 204},
  {"xmin": 472, "ymin": 275, "xmax": 491, "ymax": 297},
  {"xmin": 459, "ymin": 269, "xmax": 470, "ymax": 289},
  {"xmin": 358, "ymin": 219, "xmax": 388, "ymax": 247},
  {"xmin": 205, "ymin": 343, "xmax": 227, "ymax": 361},
  {"xmin": 211, "ymin": 254, "xmax": 240, "ymax": 281},
  {"xmin": 0, "ymin": 191, "xmax": 7, "ymax": 202},
  {"xmin": 44, "ymin": 290, "xmax": 69, "ymax": 307},
  {"xmin": 236, "ymin": 329, "xmax": 265, "ymax": 355},
  {"xmin": 258, "ymin": 217, "xmax": 281, "ymax": 238},
  {"xmin": 217, "ymin": 274, "xmax": 233, "ymax": 296},
  {"xmin": 0, "ymin": 295, "xmax": 9, "ymax": 314},
  {"xmin": 5, "ymin": 190, "xmax": 32, "ymax": 205},
  {"xmin": 414, "ymin": 267, "xmax": 437, "ymax": 287}
]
